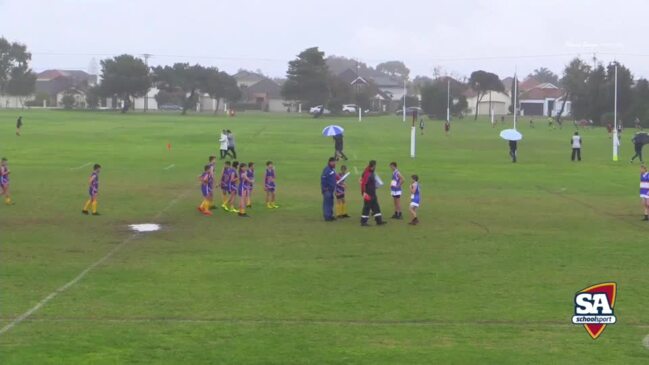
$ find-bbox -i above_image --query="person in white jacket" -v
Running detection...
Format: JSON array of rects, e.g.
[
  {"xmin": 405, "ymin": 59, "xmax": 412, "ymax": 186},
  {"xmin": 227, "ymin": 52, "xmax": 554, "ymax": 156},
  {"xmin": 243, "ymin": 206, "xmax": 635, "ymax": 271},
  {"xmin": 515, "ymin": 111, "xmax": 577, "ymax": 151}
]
[{"xmin": 219, "ymin": 130, "xmax": 228, "ymax": 159}]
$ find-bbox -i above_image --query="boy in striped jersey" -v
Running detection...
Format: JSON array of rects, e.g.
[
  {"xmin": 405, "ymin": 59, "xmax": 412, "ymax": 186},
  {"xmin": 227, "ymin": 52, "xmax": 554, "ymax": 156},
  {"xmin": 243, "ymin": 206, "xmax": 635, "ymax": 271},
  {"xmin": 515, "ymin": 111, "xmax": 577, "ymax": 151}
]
[
  {"xmin": 82, "ymin": 164, "xmax": 101, "ymax": 215},
  {"xmin": 227, "ymin": 161, "xmax": 240, "ymax": 213},
  {"xmin": 246, "ymin": 162, "xmax": 255, "ymax": 208},
  {"xmin": 0, "ymin": 157, "xmax": 13, "ymax": 205},
  {"xmin": 238, "ymin": 163, "xmax": 251, "ymax": 217},
  {"xmin": 641, "ymin": 165, "xmax": 649, "ymax": 221},
  {"xmin": 408, "ymin": 174, "xmax": 420, "ymax": 225},
  {"xmin": 220, "ymin": 161, "xmax": 231, "ymax": 211},
  {"xmin": 197, "ymin": 165, "xmax": 213, "ymax": 216},
  {"xmin": 265, "ymin": 161, "xmax": 279, "ymax": 209},
  {"xmin": 335, "ymin": 165, "xmax": 349, "ymax": 218},
  {"xmin": 389, "ymin": 162, "xmax": 404, "ymax": 219},
  {"xmin": 208, "ymin": 156, "xmax": 217, "ymax": 210}
]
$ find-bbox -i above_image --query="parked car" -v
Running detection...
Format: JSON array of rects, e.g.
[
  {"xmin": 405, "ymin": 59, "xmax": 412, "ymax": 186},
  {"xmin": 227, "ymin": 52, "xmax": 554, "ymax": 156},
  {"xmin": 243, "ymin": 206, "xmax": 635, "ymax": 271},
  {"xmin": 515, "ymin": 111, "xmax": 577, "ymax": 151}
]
[
  {"xmin": 342, "ymin": 104, "xmax": 358, "ymax": 113},
  {"xmin": 159, "ymin": 104, "xmax": 183, "ymax": 111},
  {"xmin": 395, "ymin": 107, "xmax": 423, "ymax": 116},
  {"xmin": 309, "ymin": 105, "xmax": 331, "ymax": 115}
]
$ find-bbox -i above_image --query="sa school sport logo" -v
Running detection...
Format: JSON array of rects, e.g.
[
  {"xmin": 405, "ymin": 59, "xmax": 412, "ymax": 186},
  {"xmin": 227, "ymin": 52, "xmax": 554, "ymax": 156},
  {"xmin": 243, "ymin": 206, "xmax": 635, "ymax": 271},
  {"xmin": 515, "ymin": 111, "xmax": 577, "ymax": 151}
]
[{"xmin": 572, "ymin": 282, "xmax": 617, "ymax": 339}]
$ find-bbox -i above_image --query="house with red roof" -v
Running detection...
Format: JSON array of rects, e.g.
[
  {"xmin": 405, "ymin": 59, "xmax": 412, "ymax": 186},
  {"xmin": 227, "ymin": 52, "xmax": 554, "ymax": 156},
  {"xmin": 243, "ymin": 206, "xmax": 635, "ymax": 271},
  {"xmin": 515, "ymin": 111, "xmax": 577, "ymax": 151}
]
[{"xmin": 519, "ymin": 82, "xmax": 571, "ymax": 117}]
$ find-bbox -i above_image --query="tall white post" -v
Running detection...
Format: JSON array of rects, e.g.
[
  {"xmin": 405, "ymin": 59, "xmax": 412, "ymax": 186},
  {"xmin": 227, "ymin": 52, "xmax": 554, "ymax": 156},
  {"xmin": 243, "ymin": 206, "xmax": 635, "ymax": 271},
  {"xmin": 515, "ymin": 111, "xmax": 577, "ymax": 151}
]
[
  {"xmin": 513, "ymin": 74, "xmax": 518, "ymax": 130},
  {"xmin": 358, "ymin": 106, "xmax": 362, "ymax": 122},
  {"xmin": 613, "ymin": 64, "xmax": 619, "ymax": 161},
  {"xmin": 410, "ymin": 125, "xmax": 416, "ymax": 158},
  {"xmin": 446, "ymin": 79, "xmax": 450, "ymax": 122},
  {"xmin": 402, "ymin": 79, "xmax": 407, "ymax": 122}
]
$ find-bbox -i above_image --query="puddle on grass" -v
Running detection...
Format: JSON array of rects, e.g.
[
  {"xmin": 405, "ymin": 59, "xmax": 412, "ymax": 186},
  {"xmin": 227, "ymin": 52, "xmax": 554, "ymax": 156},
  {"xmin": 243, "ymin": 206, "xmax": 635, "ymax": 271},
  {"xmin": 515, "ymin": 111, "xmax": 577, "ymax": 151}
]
[{"xmin": 129, "ymin": 223, "xmax": 161, "ymax": 232}]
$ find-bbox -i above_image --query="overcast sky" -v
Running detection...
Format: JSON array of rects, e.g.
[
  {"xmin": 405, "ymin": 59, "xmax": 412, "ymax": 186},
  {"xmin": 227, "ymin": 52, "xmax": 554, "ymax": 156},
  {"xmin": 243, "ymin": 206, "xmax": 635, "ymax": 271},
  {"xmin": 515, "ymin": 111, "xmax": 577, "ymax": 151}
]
[{"xmin": 1, "ymin": 0, "xmax": 648, "ymax": 80}]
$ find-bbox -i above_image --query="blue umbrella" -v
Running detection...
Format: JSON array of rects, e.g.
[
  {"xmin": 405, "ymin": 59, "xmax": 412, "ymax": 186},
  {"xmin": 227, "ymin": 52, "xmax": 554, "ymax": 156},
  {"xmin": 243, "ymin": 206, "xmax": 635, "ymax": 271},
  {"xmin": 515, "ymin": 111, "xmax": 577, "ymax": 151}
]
[{"xmin": 322, "ymin": 125, "xmax": 344, "ymax": 137}]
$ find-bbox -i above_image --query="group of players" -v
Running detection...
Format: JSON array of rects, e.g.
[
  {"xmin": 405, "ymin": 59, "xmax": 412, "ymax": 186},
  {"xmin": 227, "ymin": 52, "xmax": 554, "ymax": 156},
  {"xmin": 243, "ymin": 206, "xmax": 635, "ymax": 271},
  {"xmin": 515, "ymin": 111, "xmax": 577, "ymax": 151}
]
[{"xmin": 198, "ymin": 156, "xmax": 278, "ymax": 218}]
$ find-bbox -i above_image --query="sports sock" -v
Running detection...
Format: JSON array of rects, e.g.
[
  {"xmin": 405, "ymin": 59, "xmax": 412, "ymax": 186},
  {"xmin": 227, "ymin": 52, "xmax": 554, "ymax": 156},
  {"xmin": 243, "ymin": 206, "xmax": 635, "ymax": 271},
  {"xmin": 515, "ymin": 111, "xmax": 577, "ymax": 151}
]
[
  {"xmin": 83, "ymin": 199, "xmax": 92, "ymax": 211},
  {"xmin": 91, "ymin": 201, "xmax": 98, "ymax": 214}
]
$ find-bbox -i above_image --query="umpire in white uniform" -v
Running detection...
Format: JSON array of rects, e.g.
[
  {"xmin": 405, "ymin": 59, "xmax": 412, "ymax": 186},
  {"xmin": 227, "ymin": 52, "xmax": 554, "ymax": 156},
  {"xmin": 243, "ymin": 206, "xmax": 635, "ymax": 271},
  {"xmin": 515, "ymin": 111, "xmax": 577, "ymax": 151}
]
[{"xmin": 571, "ymin": 132, "xmax": 582, "ymax": 161}]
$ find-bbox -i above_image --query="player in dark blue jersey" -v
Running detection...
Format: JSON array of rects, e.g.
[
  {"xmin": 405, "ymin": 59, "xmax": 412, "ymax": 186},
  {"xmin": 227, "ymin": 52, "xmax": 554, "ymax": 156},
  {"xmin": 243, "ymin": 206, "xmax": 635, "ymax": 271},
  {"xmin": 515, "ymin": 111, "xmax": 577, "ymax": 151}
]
[
  {"xmin": 264, "ymin": 161, "xmax": 278, "ymax": 209},
  {"xmin": 82, "ymin": 164, "xmax": 101, "ymax": 215}
]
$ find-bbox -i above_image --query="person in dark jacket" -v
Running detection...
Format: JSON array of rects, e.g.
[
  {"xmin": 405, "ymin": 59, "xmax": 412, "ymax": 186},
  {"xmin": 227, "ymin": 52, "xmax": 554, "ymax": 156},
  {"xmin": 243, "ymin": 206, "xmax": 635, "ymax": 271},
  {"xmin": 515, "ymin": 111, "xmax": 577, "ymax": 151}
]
[
  {"xmin": 360, "ymin": 160, "xmax": 386, "ymax": 227},
  {"xmin": 631, "ymin": 135, "xmax": 644, "ymax": 163},
  {"xmin": 16, "ymin": 116, "xmax": 22, "ymax": 136},
  {"xmin": 321, "ymin": 157, "xmax": 337, "ymax": 221},
  {"xmin": 509, "ymin": 140, "xmax": 518, "ymax": 163},
  {"xmin": 333, "ymin": 134, "xmax": 348, "ymax": 161}
]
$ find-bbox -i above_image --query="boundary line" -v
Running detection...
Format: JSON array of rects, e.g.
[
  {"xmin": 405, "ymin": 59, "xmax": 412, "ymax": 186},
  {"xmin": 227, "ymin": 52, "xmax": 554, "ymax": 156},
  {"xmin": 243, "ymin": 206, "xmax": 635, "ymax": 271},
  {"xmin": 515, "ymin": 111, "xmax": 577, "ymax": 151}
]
[
  {"xmin": 0, "ymin": 189, "xmax": 191, "ymax": 336},
  {"xmin": 163, "ymin": 164, "xmax": 175, "ymax": 170},
  {"xmin": 70, "ymin": 162, "xmax": 92, "ymax": 170}
]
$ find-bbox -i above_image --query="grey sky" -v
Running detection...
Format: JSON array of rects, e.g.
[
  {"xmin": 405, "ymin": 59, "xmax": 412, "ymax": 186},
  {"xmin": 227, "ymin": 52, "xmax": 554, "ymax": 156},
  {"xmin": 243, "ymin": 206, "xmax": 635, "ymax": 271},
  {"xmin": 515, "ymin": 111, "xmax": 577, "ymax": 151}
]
[{"xmin": 2, "ymin": 0, "xmax": 648, "ymax": 80}]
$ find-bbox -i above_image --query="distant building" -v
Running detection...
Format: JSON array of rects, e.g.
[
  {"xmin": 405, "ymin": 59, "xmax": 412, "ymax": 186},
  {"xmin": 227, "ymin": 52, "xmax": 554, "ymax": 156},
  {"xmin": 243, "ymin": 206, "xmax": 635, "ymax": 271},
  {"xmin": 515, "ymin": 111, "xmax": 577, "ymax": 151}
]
[
  {"xmin": 519, "ymin": 82, "xmax": 571, "ymax": 117},
  {"xmin": 35, "ymin": 70, "xmax": 97, "ymax": 107},
  {"xmin": 463, "ymin": 89, "xmax": 511, "ymax": 116}
]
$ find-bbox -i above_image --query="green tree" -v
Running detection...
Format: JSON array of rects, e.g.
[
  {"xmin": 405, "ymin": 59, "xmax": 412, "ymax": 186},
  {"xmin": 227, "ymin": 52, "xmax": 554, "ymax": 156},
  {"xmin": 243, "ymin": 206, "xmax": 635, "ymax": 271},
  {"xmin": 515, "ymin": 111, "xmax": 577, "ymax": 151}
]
[
  {"xmin": 630, "ymin": 79, "xmax": 649, "ymax": 125},
  {"xmin": 203, "ymin": 70, "xmax": 241, "ymax": 114},
  {"xmin": 585, "ymin": 65, "xmax": 607, "ymax": 123},
  {"xmin": 468, "ymin": 70, "xmax": 505, "ymax": 120},
  {"xmin": 508, "ymin": 77, "xmax": 519, "ymax": 114},
  {"xmin": 153, "ymin": 63, "xmax": 210, "ymax": 115},
  {"xmin": 559, "ymin": 58, "xmax": 590, "ymax": 120},
  {"xmin": 327, "ymin": 75, "xmax": 353, "ymax": 113},
  {"xmin": 61, "ymin": 92, "xmax": 76, "ymax": 109},
  {"xmin": 99, "ymin": 54, "xmax": 151, "ymax": 113},
  {"xmin": 529, "ymin": 67, "xmax": 559, "ymax": 85},
  {"xmin": 421, "ymin": 78, "xmax": 467, "ymax": 118},
  {"xmin": 0, "ymin": 37, "xmax": 35, "ymax": 103},
  {"xmin": 85, "ymin": 85, "xmax": 102, "ymax": 109},
  {"xmin": 376, "ymin": 60, "xmax": 410, "ymax": 81},
  {"xmin": 281, "ymin": 47, "xmax": 330, "ymax": 107}
]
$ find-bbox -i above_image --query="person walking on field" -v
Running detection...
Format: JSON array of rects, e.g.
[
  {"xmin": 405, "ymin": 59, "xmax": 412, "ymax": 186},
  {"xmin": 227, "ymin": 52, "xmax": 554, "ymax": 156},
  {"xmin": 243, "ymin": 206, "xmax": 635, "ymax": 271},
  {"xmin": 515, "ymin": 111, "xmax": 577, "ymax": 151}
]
[
  {"xmin": 226, "ymin": 130, "xmax": 237, "ymax": 159},
  {"xmin": 571, "ymin": 131, "xmax": 582, "ymax": 161},
  {"xmin": 360, "ymin": 160, "xmax": 386, "ymax": 227},
  {"xmin": 508, "ymin": 140, "xmax": 518, "ymax": 163},
  {"xmin": 631, "ymin": 135, "xmax": 644, "ymax": 163},
  {"xmin": 321, "ymin": 157, "xmax": 337, "ymax": 222},
  {"xmin": 16, "ymin": 116, "xmax": 22, "ymax": 136},
  {"xmin": 333, "ymin": 134, "xmax": 348, "ymax": 161},
  {"xmin": 219, "ymin": 130, "xmax": 229, "ymax": 159}
]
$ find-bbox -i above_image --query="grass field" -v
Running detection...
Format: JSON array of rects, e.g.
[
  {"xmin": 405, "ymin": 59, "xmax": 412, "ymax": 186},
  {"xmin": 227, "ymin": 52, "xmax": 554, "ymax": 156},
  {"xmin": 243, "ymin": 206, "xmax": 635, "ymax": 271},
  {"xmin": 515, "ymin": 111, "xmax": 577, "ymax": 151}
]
[{"xmin": 1, "ymin": 109, "xmax": 648, "ymax": 364}]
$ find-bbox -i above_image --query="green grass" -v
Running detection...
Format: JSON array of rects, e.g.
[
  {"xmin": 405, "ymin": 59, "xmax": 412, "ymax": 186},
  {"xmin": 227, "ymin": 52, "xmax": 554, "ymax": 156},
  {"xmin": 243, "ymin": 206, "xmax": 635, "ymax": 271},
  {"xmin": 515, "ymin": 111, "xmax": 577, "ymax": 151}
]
[{"xmin": 0, "ymin": 110, "xmax": 648, "ymax": 364}]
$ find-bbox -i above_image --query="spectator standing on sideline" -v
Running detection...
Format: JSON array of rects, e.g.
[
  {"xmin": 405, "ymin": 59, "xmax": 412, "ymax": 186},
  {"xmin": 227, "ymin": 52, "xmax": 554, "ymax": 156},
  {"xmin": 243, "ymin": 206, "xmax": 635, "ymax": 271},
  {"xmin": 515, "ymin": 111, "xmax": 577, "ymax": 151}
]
[
  {"xmin": 333, "ymin": 134, "xmax": 348, "ymax": 161},
  {"xmin": 219, "ymin": 130, "xmax": 228, "ymax": 159},
  {"xmin": 571, "ymin": 132, "xmax": 582, "ymax": 162},
  {"xmin": 226, "ymin": 130, "xmax": 237, "ymax": 159},
  {"xmin": 509, "ymin": 140, "xmax": 518, "ymax": 163},
  {"xmin": 16, "ymin": 116, "xmax": 22, "ymax": 136},
  {"xmin": 631, "ymin": 134, "xmax": 645, "ymax": 163},
  {"xmin": 360, "ymin": 160, "xmax": 386, "ymax": 227},
  {"xmin": 321, "ymin": 157, "xmax": 337, "ymax": 221},
  {"xmin": 419, "ymin": 118, "xmax": 424, "ymax": 135}
]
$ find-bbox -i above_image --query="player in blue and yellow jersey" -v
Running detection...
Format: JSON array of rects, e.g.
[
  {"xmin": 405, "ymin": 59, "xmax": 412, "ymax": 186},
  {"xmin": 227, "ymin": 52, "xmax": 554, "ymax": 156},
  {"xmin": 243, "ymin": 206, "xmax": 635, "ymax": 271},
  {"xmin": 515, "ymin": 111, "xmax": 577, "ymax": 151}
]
[
  {"xmin": 82, "ymin": 164, "xmax": 101, "ymax": 215},
  {"xmin": 227, "ymin": 161, "xmax": 239, "ymax": 213},
  {"xmin": 197, "ymin": 164, "xmax": 213, "ymax": 216},
  {"xmin": 335, "ymin": 165, "xmax": 349, "ymax": 218},
  {"xmin": 238, "ymin": 163, "xmax": 251, "ymax": 217},
  {"xmin": 0, "ymin": 157, "xmax": 13, "ymax": 205},
  {"xmin": 640, "ymin": 165, "xmax": 649, "ymax": 221},
  {"xmin": 264, "ymin": 161, "xmax": 279, "ymax": 208},
  {"xmin": 220, "ymin": 161, "xmax": 231, "ymax": 211},
  {"xmin": 389, "ymin": 162, "xmax": 404, "ymax": 219},
  {"xmin": 246, "ymin": 162, "xmax": 255, "ymax": 208},
  {"xmin": 408, "ymin": 174, "xmax": 420, "ymax": 225},
  {"xmin": 208, "ymin": 156, "xmax": 217, "ymax": 210}
]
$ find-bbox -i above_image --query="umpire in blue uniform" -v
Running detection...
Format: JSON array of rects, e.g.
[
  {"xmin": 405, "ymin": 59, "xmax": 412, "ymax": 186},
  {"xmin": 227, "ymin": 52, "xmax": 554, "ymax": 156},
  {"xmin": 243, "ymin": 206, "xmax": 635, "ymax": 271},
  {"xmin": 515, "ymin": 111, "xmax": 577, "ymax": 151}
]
[{"xmin": 321, "ymin": 157, "xmax": 337, "ymax": 221}]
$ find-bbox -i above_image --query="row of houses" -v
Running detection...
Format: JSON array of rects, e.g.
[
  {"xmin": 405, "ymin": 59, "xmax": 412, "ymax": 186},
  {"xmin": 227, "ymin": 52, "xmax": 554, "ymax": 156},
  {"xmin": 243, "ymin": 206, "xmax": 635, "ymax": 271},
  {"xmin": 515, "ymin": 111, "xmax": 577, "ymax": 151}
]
[
  {"xmin": 0, "ymin": 68, "xmax": 571, "ymax": 117},
  {"xmin": 464, "ymin": 77, "xmax": 571, "ymax": 117}
]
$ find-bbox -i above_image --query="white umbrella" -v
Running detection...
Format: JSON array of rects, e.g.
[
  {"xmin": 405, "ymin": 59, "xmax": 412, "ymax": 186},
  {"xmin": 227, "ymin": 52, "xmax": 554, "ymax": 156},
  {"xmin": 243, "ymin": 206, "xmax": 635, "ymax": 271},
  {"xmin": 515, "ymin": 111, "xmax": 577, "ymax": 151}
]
[
  {"xmin": 322, "ymin": 125, "xmax": 344, "ymax": 137},
  {"xmin": 500, "ymin": 129, "xmax": 523, "ymax": 141}
]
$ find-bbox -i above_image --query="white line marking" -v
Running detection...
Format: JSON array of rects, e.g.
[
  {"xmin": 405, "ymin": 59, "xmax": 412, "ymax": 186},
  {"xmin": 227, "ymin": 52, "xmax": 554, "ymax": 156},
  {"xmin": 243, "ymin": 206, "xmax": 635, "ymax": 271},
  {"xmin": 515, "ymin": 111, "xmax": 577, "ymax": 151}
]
[
  {"xmin": 0, "ymin": 189, "xmax": 191, "ymax": 337},
  {"xmin": 163, "ymin": 164, "xmax": 175, "ymax": 170},
  {"xmin": 353, "ymin": 166, "xmax": 359, "ymax": 175},
  {"xmin": 70, "ymin": 162, "xmax": 92, "ymax": 170}
]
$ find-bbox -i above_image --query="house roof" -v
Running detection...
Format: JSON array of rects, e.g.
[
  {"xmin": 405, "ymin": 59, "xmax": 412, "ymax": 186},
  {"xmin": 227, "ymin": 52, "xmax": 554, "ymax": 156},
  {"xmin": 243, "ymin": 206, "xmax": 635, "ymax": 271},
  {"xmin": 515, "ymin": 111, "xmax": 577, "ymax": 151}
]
[
  {"xmin": 338, "ymin": 69, "xmax": 359, "ymax": 84},
  {"xmin": 519, "ymin": 78, "xmax": 541, "ymax": 91},
  {"xmin": 520, "ymin": 87, "xmax": 564, "ymax": 100},
  {"xmin": 246, "ymin": 78, "xmax": 282, "ymax": 99},
  {"xmin": 233, "ymin": 70, "xmax": 265, "ymax": 83},
  {"xmin": 37, "ymin": 69, "xmax": 94, "ymax": 82}
]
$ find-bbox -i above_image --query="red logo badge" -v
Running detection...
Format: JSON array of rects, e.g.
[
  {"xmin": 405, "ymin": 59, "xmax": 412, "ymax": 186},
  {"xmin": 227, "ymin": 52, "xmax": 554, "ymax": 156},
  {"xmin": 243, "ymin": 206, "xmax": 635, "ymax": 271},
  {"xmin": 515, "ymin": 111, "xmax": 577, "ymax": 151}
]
[{"xmin": 572, "ymin": 282, "xmax": 617, "ymax": 339}]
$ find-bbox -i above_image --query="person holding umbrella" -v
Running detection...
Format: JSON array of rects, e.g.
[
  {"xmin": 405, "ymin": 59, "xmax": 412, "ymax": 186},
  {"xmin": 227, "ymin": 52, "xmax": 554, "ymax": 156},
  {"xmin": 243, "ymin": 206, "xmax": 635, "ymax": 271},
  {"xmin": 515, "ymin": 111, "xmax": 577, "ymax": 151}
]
[
  {"xmin": 500, "ymin": 129, "xmax": 522, "ymax": 163},
  {"xmin": 630, "ymin": 132, "xmax": 649, "ymax": 163},
  {"xmin": 322, "ymin": 125, "xmax": 347, "ymax": 160},
  {"xmin": 333, "ymin": 134, "xmax": 347, "ymax": 161},
  {"xmin": 321, "ymin": 157, "xmax": 337, "ymax": 222},
  {"xmin": 360, "ymin": 160, "xmax": 386, "ymax": 227}
]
